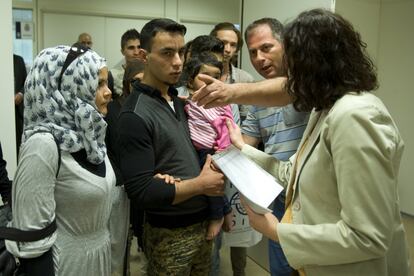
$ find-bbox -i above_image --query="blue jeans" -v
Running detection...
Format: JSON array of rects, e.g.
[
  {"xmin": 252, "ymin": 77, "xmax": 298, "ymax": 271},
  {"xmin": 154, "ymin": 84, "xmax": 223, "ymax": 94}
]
[
  {"xmin": 210, "ymin": 231, "xmax": 222, "ymax": 275},
  {"xmin": 269, "ymin": 192, "xmax": 292, "ymax": 276}
]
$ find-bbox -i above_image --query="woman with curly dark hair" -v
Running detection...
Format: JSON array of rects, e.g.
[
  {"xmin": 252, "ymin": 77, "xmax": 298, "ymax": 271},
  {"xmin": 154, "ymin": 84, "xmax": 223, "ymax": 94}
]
[
  {"xmin": 224, "ymin": 9, "xmax": 410, "ymax": 276},
  {"xmin": 283, "ymin": 9, "xmax": 378, "ymax": 112}
]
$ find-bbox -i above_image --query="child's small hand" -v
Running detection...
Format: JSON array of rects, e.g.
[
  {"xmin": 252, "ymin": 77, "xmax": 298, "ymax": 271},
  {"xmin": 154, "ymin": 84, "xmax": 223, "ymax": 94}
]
[
  {"xmin": 222, "ymin": 210, "xmax": 234, "ymax": 232},
  {"xmin": 154, "ymin": 173, "xmax": 181, "ymax": 185},
  {"xmin": 226, "ymin": 119, "xmax": 245, "ymax": 150},
  {"xmin": 178, "ymin": 95, "xmax": 189, "ymax": 100},
  {"xmin": 206, "ymin": 218, "xmax": 224, "ymax": 240}
]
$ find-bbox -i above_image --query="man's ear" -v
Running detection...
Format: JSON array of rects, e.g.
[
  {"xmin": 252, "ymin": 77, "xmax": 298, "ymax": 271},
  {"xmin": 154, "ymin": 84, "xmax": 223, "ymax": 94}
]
[{"xmin": 139, "ymin": 48, "xmax": 147, "ymax": 63}]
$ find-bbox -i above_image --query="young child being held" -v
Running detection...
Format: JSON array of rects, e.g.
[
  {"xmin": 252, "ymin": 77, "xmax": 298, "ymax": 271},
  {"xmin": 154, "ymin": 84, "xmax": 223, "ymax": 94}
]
[{"xmin": 181, "ymin": 52, "xmax": 234, "ymax": 239}]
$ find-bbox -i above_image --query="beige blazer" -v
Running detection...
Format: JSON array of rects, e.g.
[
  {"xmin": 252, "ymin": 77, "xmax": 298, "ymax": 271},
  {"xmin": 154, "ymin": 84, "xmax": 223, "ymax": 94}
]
[{"xmin": 242, "ymin": 92, "xmax": 410, "ymax": 276}]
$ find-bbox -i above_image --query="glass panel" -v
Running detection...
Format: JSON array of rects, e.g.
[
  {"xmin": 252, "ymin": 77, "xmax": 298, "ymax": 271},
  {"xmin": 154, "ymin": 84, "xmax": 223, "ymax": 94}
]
[{"xmin": 12, "ymin": 8, "xmax": 33, "ymax": 67}]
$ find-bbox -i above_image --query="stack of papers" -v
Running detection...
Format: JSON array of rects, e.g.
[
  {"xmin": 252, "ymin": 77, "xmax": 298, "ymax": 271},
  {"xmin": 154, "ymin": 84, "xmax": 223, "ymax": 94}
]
[{"xmin": 212, "ymin": 146, "xmax": 284, "ymax": 214}]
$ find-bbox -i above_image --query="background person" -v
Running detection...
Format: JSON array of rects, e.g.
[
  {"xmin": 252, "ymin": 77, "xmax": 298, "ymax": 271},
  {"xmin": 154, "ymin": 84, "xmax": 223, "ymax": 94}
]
[
  {"xmin": 77, "ymin": 32, "xmax": 93, "ymax": 48},
  {"xmin": 241, "ymin": 17, "xmax": 309, "ymax": 276},
  {"xmin": 13, "ymin": 54, "xmax": 27, "ymax": 156},
  {"xmin": 210, "ymin": 22, "xmax": 254, "ymax": 122},
  {"xmin": 0, "ymin": 142, "xmax": 12, "ymax": 205},
  {"xmin": 111, "ymin": 29, "xmax": 141, "ymax": 96}
]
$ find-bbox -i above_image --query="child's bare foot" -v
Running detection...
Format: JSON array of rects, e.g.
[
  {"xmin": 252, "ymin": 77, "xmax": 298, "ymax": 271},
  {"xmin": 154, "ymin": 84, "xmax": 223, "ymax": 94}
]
[{"xmin": 206, "ymin": 218, "xmax": 224, "ymax": 240}]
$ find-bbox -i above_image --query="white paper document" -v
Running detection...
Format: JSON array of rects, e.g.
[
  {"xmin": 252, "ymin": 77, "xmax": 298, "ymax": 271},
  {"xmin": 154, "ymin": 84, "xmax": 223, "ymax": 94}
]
[{"xmin": 212, "ymin": 146, "xmax": 284, "ymax": 214}]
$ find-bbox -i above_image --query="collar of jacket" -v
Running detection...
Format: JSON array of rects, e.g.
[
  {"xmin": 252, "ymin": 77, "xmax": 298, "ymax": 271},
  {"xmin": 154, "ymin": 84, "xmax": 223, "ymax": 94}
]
[{"xmin": 131, "ymin": 81, "xmax": 178, "ymax": 100}]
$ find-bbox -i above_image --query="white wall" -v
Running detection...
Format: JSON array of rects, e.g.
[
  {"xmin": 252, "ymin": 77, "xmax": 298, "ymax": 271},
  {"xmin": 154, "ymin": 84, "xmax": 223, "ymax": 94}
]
[
  {"xmin": 37, "ymin": 0, "xmax": 241, "ymax": 68},
  {"xmin": 336, "ymin": 0, "xmax": 414, "ymax": 216},
  {"xmin": 178, "ymin": 0, "xmax": 241, "ymax": 43},
  {"xmin": 41, "ymin": 13, "xmax": 149, "ymax": 68},
  {"xmin": 375, "ymin": 0, "xmax": 414, "ymax": 215},
  {"xmin": 335, "ymin": 0, "xmax": 381, "ymax": 61},
  {"xmin": 0, "ymin": 0, "xmax": 17, "ymax": 177},
  {"xmin": 37, "ymin": 0, "xmax": 166, "ymax": 68}
]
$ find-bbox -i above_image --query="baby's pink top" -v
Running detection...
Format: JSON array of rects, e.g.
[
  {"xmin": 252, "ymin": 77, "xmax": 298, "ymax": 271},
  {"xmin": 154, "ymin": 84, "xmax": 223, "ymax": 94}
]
[{"xmin": 185, "ymin": 100, "xmax": 234, "ymax": 150}]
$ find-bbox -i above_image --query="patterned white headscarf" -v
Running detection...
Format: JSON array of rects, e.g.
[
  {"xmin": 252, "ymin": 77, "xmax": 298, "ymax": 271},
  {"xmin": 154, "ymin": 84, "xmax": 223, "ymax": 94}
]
[{"xmin": 23, "ymin": 45, "xmax": 108, "ymax": 164}]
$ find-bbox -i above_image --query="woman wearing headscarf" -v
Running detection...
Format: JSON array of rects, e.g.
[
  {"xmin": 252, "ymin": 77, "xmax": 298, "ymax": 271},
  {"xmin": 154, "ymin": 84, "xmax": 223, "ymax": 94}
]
[
  {"xmin": 5, "ymin": 45, "xmax": 114, "ymax": 275},
  {"xmin": 225, "ymin": 9, "xmax": 410, "ymax": 276}
]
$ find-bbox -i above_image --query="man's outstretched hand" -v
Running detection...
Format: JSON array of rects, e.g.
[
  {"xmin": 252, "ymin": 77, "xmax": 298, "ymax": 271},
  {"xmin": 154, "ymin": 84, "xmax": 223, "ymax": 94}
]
[{"xmin": 192, "ymin": 74, "xmax": 234, "ymax": 108}]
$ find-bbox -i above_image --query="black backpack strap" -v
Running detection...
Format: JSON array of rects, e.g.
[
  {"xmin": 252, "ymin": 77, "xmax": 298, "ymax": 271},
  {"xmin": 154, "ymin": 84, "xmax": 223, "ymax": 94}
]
[
  {"xmin": 51, "ymin": 135, "xmax": 61, "ymax": 178},
  {"xmin": 0, "ymin": 219, "xmax": 56, "ymax": 242}
]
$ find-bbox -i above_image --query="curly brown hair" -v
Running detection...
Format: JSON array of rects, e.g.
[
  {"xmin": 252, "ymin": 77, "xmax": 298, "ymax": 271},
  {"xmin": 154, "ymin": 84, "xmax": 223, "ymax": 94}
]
[{"xmin": 283, "ymin": 9, "xmax": 378, "ymax": 112}]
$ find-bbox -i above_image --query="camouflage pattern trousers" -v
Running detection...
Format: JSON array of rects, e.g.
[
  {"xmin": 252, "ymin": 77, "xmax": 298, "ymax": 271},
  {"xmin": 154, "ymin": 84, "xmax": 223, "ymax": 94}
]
[{"xmin": 143, "ymin": 221, "xmax": 212, "ymax": 276}]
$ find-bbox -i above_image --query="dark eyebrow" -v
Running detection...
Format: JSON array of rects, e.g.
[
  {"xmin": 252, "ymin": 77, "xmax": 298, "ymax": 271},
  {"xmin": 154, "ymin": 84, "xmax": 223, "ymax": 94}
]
[{"xmin": 160, "ymin": 47, "xmax": 176, "ymax": 52}]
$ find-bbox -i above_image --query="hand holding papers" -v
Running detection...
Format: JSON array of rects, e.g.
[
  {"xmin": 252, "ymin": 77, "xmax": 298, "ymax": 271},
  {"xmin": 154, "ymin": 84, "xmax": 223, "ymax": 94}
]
[{"xmin": 212, "ymin": 146, "xmax": 284, "ymax": 214}]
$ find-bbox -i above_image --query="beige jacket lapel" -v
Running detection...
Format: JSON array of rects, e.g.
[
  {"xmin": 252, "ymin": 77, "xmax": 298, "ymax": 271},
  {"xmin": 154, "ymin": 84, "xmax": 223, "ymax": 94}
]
[{"xmin": 286, "ymin": 109, "xmax": 329, "ymax": 205}]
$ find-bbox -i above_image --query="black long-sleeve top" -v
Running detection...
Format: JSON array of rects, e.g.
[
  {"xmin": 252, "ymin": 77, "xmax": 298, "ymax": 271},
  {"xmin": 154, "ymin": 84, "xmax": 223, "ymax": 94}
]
[
  {"xmin": 0, "ymin": 142, "xmax": 12, "ymax": 202},
  {"xmin": 13, "ymin": 54, "xmax": 27, "ymax": 95},
  {"xmin": 105, "ymin": 98, "xmax": 124, "ymax": 186},
  {"xmin": 118, "ymin": 82, "xmax": 208, "ymax": 228}
]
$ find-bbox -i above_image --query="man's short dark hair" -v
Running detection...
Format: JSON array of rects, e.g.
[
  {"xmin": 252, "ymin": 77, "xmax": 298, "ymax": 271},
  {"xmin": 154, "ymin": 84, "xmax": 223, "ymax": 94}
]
[
  {"xmin": 140, "ymin": 18, "xmax": 187, "ymax": 52},
  {"xmin": 244, "ymin": 18, "xmax": 284, "ymax": 43},
  {"xmin": 210, "ymin": 22, "xmax": 243, "ymax": 51},
  {"xmin": 121, "ymin": 29, "xmax": 140, "ymax": 50},
  {"xmin": 191, "ymin": 35, "xmax": 224, "ymax": 57}
]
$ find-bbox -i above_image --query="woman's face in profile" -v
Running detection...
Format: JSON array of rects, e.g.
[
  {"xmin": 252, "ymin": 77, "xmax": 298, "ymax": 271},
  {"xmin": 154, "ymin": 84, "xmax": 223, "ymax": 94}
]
[{"xmin": 95, "ymin": 67, "xmax": 112, "ymax": 115}]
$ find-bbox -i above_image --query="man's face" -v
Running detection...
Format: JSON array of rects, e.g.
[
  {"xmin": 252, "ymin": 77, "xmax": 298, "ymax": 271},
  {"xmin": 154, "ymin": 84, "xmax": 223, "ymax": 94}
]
[
  {"xmin": 79, "ymin": 34, "xmax": 93, "ymax": 49},
  {"xmin": 247, "ymin": 24, "xmax": 284, "ymax": 79},
  {"xmin": 122, "ymin": 39, "xmax": 141, "ymax": 62},
  {"xmin": 144, "ymin": 32, "xmax": 185, "ymax": 86},
  {"xmin": 215, "ymin": 30, "xmax": 238, "ymax": 64}
]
